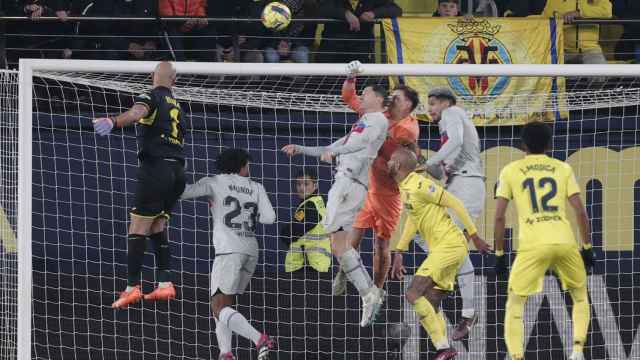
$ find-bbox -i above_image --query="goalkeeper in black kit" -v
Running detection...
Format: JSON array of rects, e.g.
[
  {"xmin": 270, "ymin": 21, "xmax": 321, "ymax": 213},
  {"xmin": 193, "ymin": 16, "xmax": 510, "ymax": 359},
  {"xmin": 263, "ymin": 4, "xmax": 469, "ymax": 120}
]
[{"xmin": 93, "ymin": 62, "xmax": 186, "ymax": 309}]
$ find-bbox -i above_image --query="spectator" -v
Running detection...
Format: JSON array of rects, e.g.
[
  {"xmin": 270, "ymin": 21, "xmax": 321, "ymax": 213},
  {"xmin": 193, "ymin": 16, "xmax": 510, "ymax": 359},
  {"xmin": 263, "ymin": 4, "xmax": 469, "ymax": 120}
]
[
  {"xmin": 280, "ymin": 168, "xmax": 330, "ymax": 273},
  {"xmin": 433, "ymin": 0, "xmax": 461, "ymax": 16},
  {"xmin": 159, "ymin": 0, "xmax": 218, "ymax": 61},
  {"xmin": 118, "ymin": 0, "xmax": 159, "ymax": 60},
  {"xmin": 263, "ymin": 0, "xmax": 317, "ymax": 63},
  {"xmin": 316, "ymin": 0, "xmax": 402, "ymax": 63},
  {"xmin": 473, "ymin": 0, "xmax": 498, "ymax": 16},
  {"xmin": 216, "ymin": 0, "xmax": 264, "ymax": 63},
  {"xmin": 6, "ymin": 0, "xmax": 69, "ymax": 62},
  {"xmin": 613, "ymin": 0, "xmax": 640, "ymax": 62},
  {"xmin": 541, "ymin": 0, "xmax": 612, "ymax": 64}
]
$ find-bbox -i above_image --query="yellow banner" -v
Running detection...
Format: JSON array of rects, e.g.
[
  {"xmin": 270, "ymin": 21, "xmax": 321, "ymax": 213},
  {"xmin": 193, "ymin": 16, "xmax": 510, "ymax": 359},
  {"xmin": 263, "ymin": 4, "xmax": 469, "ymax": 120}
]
[{"xmin": 383, "ymin": 17, "xmax": 567, "ymax": 125}]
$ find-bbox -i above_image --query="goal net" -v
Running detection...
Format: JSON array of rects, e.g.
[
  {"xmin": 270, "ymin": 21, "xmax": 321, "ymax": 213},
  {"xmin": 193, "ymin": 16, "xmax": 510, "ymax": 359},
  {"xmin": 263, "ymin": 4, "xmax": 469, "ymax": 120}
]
[{"xmin": 11, "ymin": 60, "xmax": 640, "ymax": 360}]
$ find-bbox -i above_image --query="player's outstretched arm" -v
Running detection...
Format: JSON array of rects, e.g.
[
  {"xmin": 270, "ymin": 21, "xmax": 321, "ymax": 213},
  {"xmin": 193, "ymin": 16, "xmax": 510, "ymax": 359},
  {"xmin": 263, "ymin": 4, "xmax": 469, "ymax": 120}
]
[
  {"xmin": 568, "ymin": 193, "xmax": 595, "ymax": 269},
  {"xmin": 93, "ymin": 104, "xmax": 149, "ymax": 136},
  {"xmin": 281, "ymin": 136, "xmax": 346, "ymax": 158},
  {"xmin": 180, "ymin": 177, "xmax": 214, "ymax": 200},
  {"xmin": 440, "ymin": 190, "xmax": 491, "ymax": 253},
  {"xmin": 493, "ymin": 197, "xmax": 509, "ymax": 275},
  {"xmin": 342, "ymin": 61, "xmax": 363, "ymax": 114}
]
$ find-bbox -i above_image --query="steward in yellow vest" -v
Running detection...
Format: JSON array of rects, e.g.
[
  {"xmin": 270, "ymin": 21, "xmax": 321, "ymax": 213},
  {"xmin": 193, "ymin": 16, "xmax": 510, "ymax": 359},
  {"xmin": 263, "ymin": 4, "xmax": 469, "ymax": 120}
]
[{"xmin": 281, "ymin": 170, "xmax": 331, "ymax": 272}]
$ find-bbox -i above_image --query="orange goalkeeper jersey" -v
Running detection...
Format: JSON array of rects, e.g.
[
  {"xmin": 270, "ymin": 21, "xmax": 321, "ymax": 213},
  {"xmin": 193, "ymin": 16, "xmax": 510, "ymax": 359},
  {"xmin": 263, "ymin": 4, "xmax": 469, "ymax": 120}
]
[{"xmin": 342, "ymin": 79, "xmax": 420, "ymax": 196}]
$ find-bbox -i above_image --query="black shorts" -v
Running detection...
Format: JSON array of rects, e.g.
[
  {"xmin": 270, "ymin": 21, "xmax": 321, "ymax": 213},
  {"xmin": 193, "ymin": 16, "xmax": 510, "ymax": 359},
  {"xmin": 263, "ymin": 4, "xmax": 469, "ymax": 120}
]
[{"xmin": 131, "ymin": 158, "xmax": 186, "ymax": 219}]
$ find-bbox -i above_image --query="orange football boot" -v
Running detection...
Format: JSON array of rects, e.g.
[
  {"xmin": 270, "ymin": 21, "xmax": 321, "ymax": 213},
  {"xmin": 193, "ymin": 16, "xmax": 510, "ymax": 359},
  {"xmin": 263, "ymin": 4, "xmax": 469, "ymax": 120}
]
[
  {"xmin": 144, "ymin": 282, "xmax": 176, "ymax": 301},
  {"xmin": 112, "ymin": 285, "xmax": 143, "ymax": 309}
]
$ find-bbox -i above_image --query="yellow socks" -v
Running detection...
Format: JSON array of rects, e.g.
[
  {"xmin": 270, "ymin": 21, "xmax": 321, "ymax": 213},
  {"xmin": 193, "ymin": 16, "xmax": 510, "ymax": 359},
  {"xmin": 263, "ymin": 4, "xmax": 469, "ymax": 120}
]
[
  {"xmin": 505, "ymin": 291, "xmax": 527, "ymax": 359},
  {"xmin": 569, "ymin": 286, "xmax": 590, "ymax": 354},
  {"xmin": 413, "ymin": 297, "xmax": 449, "ymax": 350}
]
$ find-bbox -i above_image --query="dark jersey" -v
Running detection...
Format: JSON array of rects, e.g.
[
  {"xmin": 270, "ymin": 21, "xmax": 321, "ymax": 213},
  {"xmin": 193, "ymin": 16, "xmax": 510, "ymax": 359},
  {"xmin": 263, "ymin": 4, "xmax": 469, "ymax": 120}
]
[{"xmin": 133, "ymin": 86, "xmax": 185, "ymax": 161}]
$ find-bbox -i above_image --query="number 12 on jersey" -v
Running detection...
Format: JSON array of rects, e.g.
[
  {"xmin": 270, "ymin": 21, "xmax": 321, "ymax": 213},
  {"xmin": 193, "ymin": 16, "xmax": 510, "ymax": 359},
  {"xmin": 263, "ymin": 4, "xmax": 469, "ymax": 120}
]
[{"xmin": 522, "ymin": 177, "xmax": 558, "ymax": 213}]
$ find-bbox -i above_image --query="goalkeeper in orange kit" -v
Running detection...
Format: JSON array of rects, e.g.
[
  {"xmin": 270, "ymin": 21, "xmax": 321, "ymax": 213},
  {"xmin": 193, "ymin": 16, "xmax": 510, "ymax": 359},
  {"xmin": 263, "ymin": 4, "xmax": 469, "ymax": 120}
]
[{"xmin": 331, "ymin": 61, "xmax": 420, "ymax": 312}]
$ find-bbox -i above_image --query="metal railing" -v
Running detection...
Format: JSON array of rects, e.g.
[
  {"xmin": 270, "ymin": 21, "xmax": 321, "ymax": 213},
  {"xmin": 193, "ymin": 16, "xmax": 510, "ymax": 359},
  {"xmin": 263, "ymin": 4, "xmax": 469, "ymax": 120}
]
[{"xmin": 2, "ymin": 16, "xmax": 639, "ymax": 68}]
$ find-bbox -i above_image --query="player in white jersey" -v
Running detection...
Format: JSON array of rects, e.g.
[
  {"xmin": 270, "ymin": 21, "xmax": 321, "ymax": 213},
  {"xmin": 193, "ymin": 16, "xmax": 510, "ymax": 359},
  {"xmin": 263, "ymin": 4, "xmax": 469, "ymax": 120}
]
[
  {"xmin": 282, "ymin": 80, "xmax": 389, "ymax": 327},
  {"xmin": 180, "ymin": 148, "xmax": 276, "ymax": 360},
  {"xmin": 394, "ymin": 87, "xmax": 485, "ymax": 340}
]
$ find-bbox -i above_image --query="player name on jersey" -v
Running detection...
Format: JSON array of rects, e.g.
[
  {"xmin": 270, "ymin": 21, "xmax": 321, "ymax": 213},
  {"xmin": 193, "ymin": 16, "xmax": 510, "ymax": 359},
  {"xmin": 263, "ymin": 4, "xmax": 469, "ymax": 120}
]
[
  {"xmin": 228, "ymin": 184, "xmax": 254, "ymax": 196},
  {"xmin": 519, "ymin": 164, "xmax": 556, "ymax": 175}
]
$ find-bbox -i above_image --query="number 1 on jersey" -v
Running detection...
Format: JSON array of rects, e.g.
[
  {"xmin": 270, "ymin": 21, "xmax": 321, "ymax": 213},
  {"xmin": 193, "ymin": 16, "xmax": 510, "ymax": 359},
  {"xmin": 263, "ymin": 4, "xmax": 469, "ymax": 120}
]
[{"xmin": 169, "ymin": 108, "xmax": 180, "ymax": 140}]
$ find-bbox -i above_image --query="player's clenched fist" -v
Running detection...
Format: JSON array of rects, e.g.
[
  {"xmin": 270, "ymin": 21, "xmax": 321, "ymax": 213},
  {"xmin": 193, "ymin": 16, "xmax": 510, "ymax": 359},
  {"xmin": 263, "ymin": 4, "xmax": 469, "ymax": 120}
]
[
  {"xmin": 281, "ymin": 144, "xmax": 299, "ymax": 156},
  {"xmin": 93, "ymin": 117, "xmax": 115, "ymax": 136},
  {"xmin": 346, "ymin": 60, "xmax": 363, "ymax": 78}
]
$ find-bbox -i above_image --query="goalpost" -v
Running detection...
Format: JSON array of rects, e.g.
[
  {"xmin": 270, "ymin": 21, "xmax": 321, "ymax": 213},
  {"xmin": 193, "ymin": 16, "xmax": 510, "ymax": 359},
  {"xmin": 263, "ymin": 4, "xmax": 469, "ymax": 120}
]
[{"xmin": 12, "ymin": 59, "xmax": 640, "ymax": 360}]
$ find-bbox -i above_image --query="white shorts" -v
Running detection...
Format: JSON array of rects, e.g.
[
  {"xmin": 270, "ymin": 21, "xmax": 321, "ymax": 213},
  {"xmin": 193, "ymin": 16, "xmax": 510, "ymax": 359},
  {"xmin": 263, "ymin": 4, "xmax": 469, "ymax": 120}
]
[
  {"xmin": 210, "ymin": 253, "xmax": 257, "ymax": 296},
  {"xmin": 323, "ymin": 176, "xmax": 367, "ymax": 233},
  {"xmin": 445, "ymin": 175, "xmax": 485, "ymax": 229}
]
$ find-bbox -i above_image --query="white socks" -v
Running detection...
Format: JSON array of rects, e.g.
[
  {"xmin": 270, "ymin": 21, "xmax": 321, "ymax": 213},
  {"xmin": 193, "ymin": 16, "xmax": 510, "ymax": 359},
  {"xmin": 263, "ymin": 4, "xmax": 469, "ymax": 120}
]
[
  {"xmin": 215, "ymin": 318, "xmax": 233, "ymax": 354},
  {"xmin": 340, "ymin": 248, "xmax": 373, "ymax": 295},
  {"xmin": 218, "ymin": 307, "xmax": 262, "ymax": 345},
  {"xmin": 458, "ymin": 254, "xmax": 476, "ymax": 318}
]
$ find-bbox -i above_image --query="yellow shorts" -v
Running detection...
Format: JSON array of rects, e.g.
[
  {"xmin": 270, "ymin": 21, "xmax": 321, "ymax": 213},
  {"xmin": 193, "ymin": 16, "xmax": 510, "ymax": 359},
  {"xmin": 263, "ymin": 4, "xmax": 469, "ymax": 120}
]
[
  {"xmin": 416, "ymin": 244, "xmax": 467, "ymax": 291},
  {"xmin": 509, "ymin": 243, "xmax": 587, "ymax": 296}
]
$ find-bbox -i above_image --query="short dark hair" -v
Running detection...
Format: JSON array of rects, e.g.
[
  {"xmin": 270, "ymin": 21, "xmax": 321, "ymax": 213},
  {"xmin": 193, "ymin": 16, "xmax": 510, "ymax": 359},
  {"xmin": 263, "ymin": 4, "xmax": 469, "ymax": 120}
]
[
  {"xmin": 216, "ymin": 148, "xmax": 251, "ymax": 174},
  {"xmin": 428, "ymin": 87, "xmax": 457, "ymax": 105},
  {"xmin": 294, "ymin": 167, "xmax": 317, "ymax": 181},
  {"xmin": 369, "ymin": 85, "xmax": 388, "ymax": 100},
  {"xmin": 394, "ymin": 85, "xmax": 420, "ymax": 112},
  {"xmin": 521, "ymin": 121, "xmax": 552, "ymax": 154}
]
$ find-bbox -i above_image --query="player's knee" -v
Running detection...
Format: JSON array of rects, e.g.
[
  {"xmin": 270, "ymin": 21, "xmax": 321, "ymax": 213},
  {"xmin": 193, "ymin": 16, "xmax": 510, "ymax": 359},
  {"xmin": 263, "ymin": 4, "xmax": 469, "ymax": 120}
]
[
  {"xmin": 569, "ymin": 286, "xmax": 588, "ymax": 305},
  {"xmin": 150, "ymin": 217, "xmax": 167, "ymax": 234},
  {"xmin": 506, "ymin": 291, "xmax": 527, "ymax": 316},
  {"xmin": 210, "ymin": 293, "xmax": 230, "ymax": 318},
  {"xmin": 129, "ymin": 216, "xmax": 154, "ymax": 236},
  {"xmin": 405, "ymin": 287, "xmax": 420, "ymax": 304}
]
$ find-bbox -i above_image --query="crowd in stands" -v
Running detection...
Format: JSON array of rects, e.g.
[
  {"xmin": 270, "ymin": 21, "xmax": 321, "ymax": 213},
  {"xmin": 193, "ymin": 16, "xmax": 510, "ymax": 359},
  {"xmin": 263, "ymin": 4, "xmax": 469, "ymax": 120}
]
[{"xmin": 1, "ymin": 0, "xmax": 638, "ymax": 68}]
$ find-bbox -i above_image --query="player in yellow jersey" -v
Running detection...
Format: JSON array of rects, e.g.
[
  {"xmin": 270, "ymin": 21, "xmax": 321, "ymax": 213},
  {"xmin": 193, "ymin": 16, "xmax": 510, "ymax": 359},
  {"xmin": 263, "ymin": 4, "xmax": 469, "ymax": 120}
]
[
  {"xmin": 494, "ymin": 121, "xmax": 595, "ymax": 360},
  {"xmin": 388, "ymin": 148, "xmax": 490, "ymax": 360}
]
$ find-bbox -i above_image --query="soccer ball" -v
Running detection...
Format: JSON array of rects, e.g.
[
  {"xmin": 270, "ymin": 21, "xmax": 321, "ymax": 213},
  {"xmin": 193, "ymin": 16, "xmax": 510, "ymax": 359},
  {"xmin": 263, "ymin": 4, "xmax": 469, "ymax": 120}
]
[{"xmin": 261, "ymin": 2, "xmax": 292, "ymax": 31}]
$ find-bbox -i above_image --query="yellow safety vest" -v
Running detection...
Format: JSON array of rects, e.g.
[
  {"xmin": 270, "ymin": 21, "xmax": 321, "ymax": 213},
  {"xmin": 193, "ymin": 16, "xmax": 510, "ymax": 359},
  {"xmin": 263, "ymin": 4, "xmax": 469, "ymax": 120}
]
[{"xmin": 285, "ymin": 195, "xmax": 332, "ymax": 272}]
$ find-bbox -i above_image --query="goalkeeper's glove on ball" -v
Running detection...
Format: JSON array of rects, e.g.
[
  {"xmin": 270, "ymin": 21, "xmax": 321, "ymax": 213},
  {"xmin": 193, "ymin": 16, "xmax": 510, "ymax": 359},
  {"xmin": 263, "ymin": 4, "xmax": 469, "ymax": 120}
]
[
  {"xmin": 345, "ymin": 60, "xmax": 363, "ymax": 79},
  {"xmin": 581, "ymin": 243, "xmax": 595, "ymax": 269},
  {"xmin": 93, "ymin": 117, "xmax": 115, "ymax": 136}
]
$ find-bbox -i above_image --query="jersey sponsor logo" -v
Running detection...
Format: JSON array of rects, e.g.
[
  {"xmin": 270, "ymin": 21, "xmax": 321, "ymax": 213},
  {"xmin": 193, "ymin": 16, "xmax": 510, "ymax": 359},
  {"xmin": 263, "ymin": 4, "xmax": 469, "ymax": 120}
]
[
  {"xmin": 525, "ymin": 214, "xmax": 562, "ymax": 225},
  {"xmin": 294, "ymin": 210, "xmax": 305, "ymax": 221}
]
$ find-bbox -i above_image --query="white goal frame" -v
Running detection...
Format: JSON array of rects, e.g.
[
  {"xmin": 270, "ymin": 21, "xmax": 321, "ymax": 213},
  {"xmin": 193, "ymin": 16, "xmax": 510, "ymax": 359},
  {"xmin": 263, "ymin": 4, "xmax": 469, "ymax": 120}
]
[{"xmin": 17, "ymin": 58, "xmax": 640, "ymax": 360}]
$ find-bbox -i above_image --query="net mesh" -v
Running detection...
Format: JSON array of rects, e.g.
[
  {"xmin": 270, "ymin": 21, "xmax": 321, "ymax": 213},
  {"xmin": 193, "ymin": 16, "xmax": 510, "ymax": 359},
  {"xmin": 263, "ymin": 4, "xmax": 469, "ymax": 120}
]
[
  {"xmin": 0, "ymin": 70, "xmax": 18, "ymax": 360},
  {"xmin": 12, "ymin": 66, "xmax": 640, "ymax": 360}
]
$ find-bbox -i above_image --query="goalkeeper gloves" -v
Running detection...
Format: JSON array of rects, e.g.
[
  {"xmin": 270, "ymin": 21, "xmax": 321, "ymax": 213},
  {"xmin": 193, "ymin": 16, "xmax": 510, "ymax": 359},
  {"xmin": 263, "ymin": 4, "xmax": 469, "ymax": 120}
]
[
  {"xmin": 345, "ymin": 60, "xmax": 363, "ymax": 79},
  {"xmin": 494, "ymin": 250, "xmax": 508, "ymax": 276},
  {"xmin": 93, "ymin": 117, "xmax": 115, "ymax": 136},
  {"xmin": 581, "ymin": 243, "xmax": 595, "ymax": 269}
]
